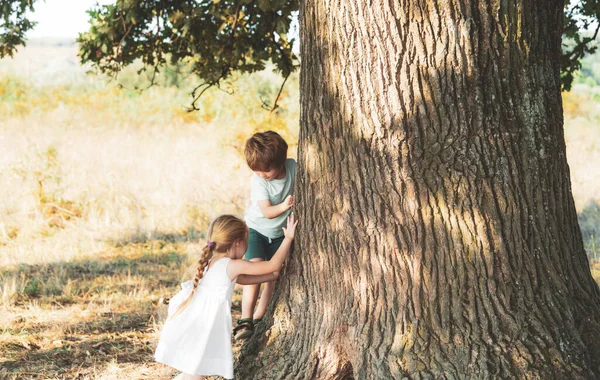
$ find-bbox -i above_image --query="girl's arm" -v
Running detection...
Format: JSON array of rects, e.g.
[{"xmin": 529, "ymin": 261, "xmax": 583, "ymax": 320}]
[
  {"xmin": 227, "ymin": 214, "xmax": 298, "ymax": 279},
  {"xmin": 237, "ymin": 272, "xmax": 279, "ymax": 285},
  {"xmin": 230, "ymin": 237, "xmax": 293, "ymax": 276}
]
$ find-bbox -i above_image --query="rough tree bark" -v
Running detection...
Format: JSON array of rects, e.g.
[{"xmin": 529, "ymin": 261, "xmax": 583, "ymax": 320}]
[{"xmin": 237, "ymin": 1, "xmax": 600, "ymax": 378}]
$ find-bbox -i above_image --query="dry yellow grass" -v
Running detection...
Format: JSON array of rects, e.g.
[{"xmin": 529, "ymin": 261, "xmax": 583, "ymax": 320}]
[
  {"xmin": 563, "ymin": 84, "xmax": 600, "ymax": 262},
  {"xmin": 0, "ymin": 244, "xmax": 183, "ymax": 379},
  {"xmin": 0, "ymin": 240, "xmax": 249, "ymax": 379},
  {"xmin": 0, "ymin": 43, "xmax": 298, "ymax": 378},
  {"xmin": 1, "ymin": 42, "xmax": 599, "ymax": 379}
]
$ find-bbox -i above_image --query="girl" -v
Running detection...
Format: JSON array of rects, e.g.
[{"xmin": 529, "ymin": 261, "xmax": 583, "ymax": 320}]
[{"xmin": 154, "ymin": 213, "xmax": 298, "ymax": 380}]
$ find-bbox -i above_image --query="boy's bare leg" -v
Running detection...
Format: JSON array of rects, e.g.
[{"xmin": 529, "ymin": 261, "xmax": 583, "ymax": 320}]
[
  {"xmin": 253, "ymin": 280, "xmax": 276, "ymax": 320},
  {"xmin": 241, "ymin": 258, "xmax": 263, "ymax": 320}
]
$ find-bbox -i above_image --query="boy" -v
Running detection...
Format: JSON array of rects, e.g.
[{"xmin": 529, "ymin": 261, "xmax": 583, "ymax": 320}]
[{"xmin": 234, "ymin": 130, "xmax": 296, "ymax": 340}]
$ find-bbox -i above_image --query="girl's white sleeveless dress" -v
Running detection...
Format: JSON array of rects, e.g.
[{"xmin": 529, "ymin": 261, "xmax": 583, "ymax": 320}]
[{"xmin": 155, "ymin": 257, "xmax": 236, "ymax": 378}]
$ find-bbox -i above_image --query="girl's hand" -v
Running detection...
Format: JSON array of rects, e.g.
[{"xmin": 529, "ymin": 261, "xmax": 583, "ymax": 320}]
[{"xmin": 282, "ymin": 213, "xmax": 299, "ymax": 240}]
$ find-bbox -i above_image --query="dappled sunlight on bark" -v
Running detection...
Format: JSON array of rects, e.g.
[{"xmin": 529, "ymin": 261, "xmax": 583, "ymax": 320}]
[{"xmin": 236, "ymin": 0, "xmax": 600, "ymax": 378}]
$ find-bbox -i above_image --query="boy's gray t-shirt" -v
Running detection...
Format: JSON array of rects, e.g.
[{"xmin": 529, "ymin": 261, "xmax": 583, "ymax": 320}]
[{"xmin": 244, "ymin": 158, "xmax": 296, "ymax": 239}]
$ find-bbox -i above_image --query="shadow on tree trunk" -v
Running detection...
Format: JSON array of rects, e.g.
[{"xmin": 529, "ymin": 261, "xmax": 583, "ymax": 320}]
[{"xmin": 236, "ymin": 1, "xmax": 600, "ymax": 379}]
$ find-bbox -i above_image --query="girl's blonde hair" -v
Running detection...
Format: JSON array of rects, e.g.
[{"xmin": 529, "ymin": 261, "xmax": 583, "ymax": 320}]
[{"xmin": 171, "ymin": 215, "xmax": 248, "ymax": 318}]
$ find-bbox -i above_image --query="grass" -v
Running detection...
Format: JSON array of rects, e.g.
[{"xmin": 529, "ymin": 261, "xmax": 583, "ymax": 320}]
[
  {"xmin": 0, "ymin": 42, "xmax": 297, "ymax": 378},
  {"xmin": 0, "ymin": 240, "xmax": 251, "ymax": 379},
  {"xmin": 563, "ymin": 85, "xmax": 600, "ymax": 271},
  {"xmin": 0, "ymin": 40, "xmax": 599, "ymax": 378},
  {"xmin": 0, "ymin": 242, "xmax": 185, "ymax": 379}
]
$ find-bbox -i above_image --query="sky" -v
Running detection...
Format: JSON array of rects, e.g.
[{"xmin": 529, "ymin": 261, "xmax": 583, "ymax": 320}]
[
  {"xmin": 26, "ymin": 1, "xmax": 299, "ymax": 46},
  {"xmin": 26, "ymin": 0, "xmax": 113, "ymax": 39},
  {"xmin": 26, "ymin": 0, "xmax": 299, "ymax": 54}
]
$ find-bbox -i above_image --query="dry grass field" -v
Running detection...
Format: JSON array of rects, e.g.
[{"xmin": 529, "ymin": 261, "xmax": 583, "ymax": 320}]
[{"xmin": 0, "ymin": 40, "xmax": 598, "ymax": 379}]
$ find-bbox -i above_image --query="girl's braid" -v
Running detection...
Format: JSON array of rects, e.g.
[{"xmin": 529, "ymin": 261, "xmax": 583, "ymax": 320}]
[
  {"xmin": 171, "ymin": 244, "xmax": 215, "ymax": 318},
  {"xmin": 193, "ymin": 245, "xmax": 214, "ymax": 288},
  {"xmin": 167, "ymin": 214, "xmax": 247, "ymax": 319}
]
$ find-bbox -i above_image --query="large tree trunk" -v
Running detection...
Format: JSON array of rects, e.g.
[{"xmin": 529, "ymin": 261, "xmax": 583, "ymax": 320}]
[{"xmin": 237, "ymin": 1, "xmax": 600, "ymax": 378}]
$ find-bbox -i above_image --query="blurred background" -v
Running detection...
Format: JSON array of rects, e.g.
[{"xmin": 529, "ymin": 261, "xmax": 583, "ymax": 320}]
[
  {"xmin": 0, "ymin": 36, "xmax": 299, "ymax": 268},
  {"xmin": 0, "ymin": 3, "xmax": 298, "ymax": 377}
]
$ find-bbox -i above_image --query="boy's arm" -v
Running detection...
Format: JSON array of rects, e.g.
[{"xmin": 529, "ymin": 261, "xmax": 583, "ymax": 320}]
[
  {"xmin": 237, "ymin": 272, "xmax": 278, "ymax": 285},
  {"xmin": 251, "ymin": 175, "xmax": 289, "ymax": 219},
  {"xmin": 258, "ymin": 196, "xmax": 294, "ymax": 219}
]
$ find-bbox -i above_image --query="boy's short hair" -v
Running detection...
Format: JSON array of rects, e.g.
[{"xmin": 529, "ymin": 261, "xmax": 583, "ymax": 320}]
[{"xmin": 244, "ymin": 131, "xmax": 288, "ymax": 172}]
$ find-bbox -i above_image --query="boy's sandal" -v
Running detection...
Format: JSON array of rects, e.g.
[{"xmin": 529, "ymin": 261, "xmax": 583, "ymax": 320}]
[
  {"xmin": 233, "ymin": 318, "xmax": 254, "ymax": 340},
  {"xmin": 252, "ymin": 318, "xmax": 263, "ymax": 325}
]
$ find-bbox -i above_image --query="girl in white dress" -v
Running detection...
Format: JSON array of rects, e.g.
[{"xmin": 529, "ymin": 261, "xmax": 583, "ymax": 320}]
[{"xmin": 155, "ymin": 213, "xmax": 298, "ymax": 380}]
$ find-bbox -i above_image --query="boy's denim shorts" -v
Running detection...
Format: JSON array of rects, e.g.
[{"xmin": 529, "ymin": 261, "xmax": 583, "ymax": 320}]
[{"xmin": 244, "ymin": 228, "xmax": 285, "ymax": 261}]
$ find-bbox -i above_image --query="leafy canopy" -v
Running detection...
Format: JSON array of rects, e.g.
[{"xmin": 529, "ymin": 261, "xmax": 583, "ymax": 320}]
[
  {"xmin": 562, "ymin": 0, "xmax": 600, "ymax": 90},
  {"xmin": 1, "ymin": 0, "xmax": 598, "ymax": 94},
  {"xmin": 0, "ymin": 0, "xmax": 36, "ymax": 57}
]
